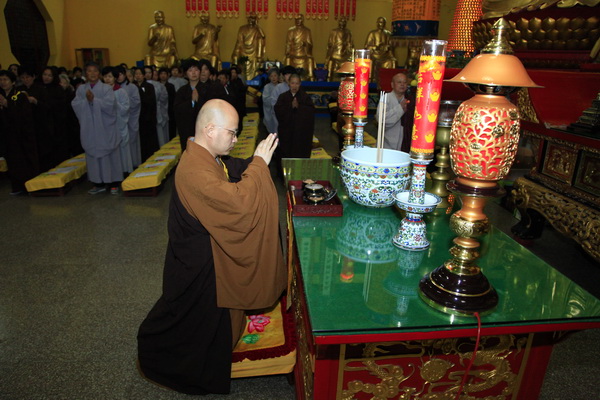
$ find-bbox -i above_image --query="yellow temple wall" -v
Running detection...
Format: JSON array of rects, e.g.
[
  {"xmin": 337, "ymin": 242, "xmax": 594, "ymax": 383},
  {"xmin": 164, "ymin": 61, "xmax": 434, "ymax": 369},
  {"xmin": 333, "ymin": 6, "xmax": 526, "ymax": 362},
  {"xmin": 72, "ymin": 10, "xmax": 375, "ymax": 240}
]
[{"xmin": 1, "ymin": 0, "xmax": 458, "ymax": 70}]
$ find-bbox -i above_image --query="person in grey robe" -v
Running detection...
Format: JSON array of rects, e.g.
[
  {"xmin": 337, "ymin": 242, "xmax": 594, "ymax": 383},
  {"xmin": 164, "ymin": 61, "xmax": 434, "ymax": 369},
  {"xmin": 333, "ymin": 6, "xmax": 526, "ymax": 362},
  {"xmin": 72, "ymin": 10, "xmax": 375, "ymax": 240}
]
[
  {"xmin": 270, "ymin": 66, "xmax": 296, "ymax": 114},
  {"xmin": 145, "ymin": 66, "xmax": 169, "ymax": 147},
  {"xmin": 168, "ymin": 65, "xmax": 188, "ymax": 92},
  {"xmin": 103, "ymin": 66, "xmax": 132, "ymax": 175},
  {"xmin": 115, "ymin": 66, "xmax": 142, "ymax": 168},
  {"xmin": 72, "ymin": 62, "xmax": 122, "ymax": 195},
  {"xmin": 374, "ymin": 73, "xmax": 414, "ymax": 153},
  {"xmin": 261, "ymin": 68, "xmax": 280, "ymax": 134}
]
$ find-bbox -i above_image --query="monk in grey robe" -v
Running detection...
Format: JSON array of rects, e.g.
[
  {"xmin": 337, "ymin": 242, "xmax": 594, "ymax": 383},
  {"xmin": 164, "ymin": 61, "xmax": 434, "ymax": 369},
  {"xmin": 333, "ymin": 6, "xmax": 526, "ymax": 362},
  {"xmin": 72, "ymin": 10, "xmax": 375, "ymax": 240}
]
[
  {"xmin": 72, "ymin": 63, "xmax": 122, "ymax": 194},
  {"xmin": 116, "ymin": 66, "xmax": 142, "ymax": 167}
]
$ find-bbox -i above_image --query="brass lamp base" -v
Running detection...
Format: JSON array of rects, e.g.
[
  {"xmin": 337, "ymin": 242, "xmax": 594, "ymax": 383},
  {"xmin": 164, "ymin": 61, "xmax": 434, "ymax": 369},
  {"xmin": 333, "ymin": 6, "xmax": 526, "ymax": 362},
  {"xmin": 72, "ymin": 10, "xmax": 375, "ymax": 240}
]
[
  {"xmin": 419, "ymin": 237, "xmax": 498, "ymax": 316},
  {"xmin": 419, "ymin": 180, "xmax": 500, "ymax": 316}
]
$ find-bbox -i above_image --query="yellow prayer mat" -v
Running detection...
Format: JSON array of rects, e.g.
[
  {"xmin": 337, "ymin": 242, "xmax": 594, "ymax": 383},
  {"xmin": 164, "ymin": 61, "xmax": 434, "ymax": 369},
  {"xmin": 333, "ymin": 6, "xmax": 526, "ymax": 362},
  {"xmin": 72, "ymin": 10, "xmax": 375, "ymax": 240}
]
[
  {"xmin": 243, "ymin": 114, "xmax": 260, "ymax": 127},
  {"xmin": 229, "ymin": 125, "xmax": 259, "ymax": 159},
  {"xmin": 25, "ymin": 154, "xmax": 87, "ymax": 192},
  {"xmin": 231, "ymin": 299, "xmax": 297, "ymax": 378},
  {"xmin": 122, "ymin": 142, "xmax": 181, "ymax": 192},
  {"xmin": 122, "ymin": 159, "xmax": 176, "ymax": 191},
  {"xmin": 247, "ymin": 86, "xmax": 261, "ymax": 98},
  {"xmin": 311, "ymin": 147, "xmax": 332, "ymax": 159}
]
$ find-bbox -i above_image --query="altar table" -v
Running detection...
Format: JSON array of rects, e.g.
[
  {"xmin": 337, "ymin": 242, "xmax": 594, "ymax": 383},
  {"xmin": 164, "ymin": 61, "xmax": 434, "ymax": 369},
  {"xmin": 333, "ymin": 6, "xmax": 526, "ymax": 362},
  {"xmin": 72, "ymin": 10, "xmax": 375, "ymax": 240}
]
[{"xmin": 283, "ymin": 159, "xmax": 600, "ymax": 400}]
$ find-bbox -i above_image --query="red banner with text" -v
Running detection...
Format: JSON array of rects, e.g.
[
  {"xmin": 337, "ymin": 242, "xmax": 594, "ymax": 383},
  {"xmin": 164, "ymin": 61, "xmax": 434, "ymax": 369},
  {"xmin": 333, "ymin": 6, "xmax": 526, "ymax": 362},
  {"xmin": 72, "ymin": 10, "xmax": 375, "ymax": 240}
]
[
  {"xmin": 216, "ymin": 0, "xmax": 240, "ymax": 18},
  {"xmin": 334, "ymin": 0, "xmax": 355, "ymax": 20},
  {"xmin": 306, "ymin": 0, "xmax": 329, "ymax": 19},
  {"xmin": 277, "ymin": 0, "xmax": 300, "ymax": 19},
  {"xmin": 246, "ymin": 0, "xmax": 269, "ymax": 19}
]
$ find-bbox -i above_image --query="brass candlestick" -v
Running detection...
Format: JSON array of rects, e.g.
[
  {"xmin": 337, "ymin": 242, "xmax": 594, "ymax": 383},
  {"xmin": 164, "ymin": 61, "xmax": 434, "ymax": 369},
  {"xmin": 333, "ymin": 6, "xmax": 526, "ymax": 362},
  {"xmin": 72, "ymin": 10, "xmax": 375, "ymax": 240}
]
[{"xmin": 336, "ymin": 61, "xmax": 356, "ymax": 149}]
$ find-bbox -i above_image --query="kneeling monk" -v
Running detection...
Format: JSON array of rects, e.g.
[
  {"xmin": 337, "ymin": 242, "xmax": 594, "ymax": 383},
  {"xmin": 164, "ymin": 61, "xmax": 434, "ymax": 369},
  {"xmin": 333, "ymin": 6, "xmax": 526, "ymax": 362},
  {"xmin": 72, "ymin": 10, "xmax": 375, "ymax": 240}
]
[{"xmin": 137, "ymin": 99, "xmax": 286, "ymax": 394}]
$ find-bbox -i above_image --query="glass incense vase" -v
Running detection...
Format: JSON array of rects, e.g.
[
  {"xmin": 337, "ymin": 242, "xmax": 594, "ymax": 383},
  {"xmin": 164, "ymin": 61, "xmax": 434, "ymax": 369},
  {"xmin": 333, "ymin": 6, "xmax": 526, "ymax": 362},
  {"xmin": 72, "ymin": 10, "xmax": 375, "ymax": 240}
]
[
  {"xmin": 393, "ymin": 39, "xmax": 447, "ymax": 251},
  {"xmin": 353, "ymin": 49, "xmax": 371, "ymax": 148}
]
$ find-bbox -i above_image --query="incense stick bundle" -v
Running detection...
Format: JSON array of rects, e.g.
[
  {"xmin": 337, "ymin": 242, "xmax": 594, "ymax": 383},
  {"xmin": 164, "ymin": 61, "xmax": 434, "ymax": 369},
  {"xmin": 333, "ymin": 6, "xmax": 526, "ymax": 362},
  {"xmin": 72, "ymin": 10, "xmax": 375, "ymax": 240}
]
[{"xmin": 376, "ymin": 92, "xmax": 387, "ymax": 163}]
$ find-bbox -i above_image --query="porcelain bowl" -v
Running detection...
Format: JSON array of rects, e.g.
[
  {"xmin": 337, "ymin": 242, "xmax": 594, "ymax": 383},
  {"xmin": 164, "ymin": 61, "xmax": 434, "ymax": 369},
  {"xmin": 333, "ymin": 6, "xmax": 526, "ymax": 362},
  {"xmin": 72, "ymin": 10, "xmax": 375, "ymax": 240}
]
[
  {"xmin": 340, "ymin": 147, "xmax": 411, "ymax": 208},
  {"xmin": 336, "ymin": 202, "xmax": 399, "ymax": 263}
]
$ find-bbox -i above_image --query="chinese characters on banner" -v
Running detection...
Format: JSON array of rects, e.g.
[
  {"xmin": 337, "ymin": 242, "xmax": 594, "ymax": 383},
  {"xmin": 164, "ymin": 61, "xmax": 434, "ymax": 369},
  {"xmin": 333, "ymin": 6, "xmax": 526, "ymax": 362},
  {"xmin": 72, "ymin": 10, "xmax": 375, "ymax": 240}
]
[
  {"xmin": 276, "ymin": 0, "xmax": 300, "ymax": 19},
  {"xmin": 334, "ymin": 0, "xmax": 356, "ymax": 21},
  {"xmin": 393, "ymin": 0, "xmax": 440, "ymax": 20},
  {"xmin": 353, "ymin": 56, "xmax": 371, "ymax": 119},
  {"xmin": 246, "ymin": 0, "xmax": 269, "ymax": 19},
  {"xmin": 216, "ymin": 0, "xmax": 240, "ymax": 18},
  {"xmin": 305, "ymin": 0, "xmax": 329, "ymax": 20},
  {"xmin": 186, "ymin": 0, "xmax": 210, "ymax": 17},
  {"xmin": 391, "ymin": 0, "xmax": 441, "ymax": 37},
  {"xmin": 410, "ymin": 53, "xmax": 446, "ymax": 157}
]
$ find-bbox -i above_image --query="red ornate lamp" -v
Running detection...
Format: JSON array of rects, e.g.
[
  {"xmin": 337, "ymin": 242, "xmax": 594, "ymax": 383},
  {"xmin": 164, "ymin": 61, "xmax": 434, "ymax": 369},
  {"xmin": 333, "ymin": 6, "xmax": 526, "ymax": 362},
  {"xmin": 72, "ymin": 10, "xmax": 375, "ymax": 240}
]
[
  {"xmin": 419, "ymin": 19, "xmax": 541, "ymax": 316},
  {"xmin": 336, "ymin": 60, "xmax": 356, "ymax": 148}
]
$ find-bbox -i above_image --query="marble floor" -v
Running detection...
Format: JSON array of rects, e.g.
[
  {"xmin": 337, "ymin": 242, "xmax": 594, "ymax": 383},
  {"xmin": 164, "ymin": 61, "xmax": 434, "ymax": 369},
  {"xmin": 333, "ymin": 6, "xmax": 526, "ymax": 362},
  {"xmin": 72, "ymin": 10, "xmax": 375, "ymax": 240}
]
[{"xmin": 0, "ymin": 115, "xmax": 598, "ymax": 399}]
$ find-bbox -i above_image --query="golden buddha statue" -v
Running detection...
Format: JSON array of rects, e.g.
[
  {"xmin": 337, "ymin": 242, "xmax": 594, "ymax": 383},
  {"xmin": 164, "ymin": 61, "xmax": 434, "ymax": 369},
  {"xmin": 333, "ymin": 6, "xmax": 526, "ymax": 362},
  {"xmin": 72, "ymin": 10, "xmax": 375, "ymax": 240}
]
[
  {"xmin": 325, "ymin": 17, "xmax": 354, "ymax": 81},
  {"xmin": 191, "ymin": 14, "xmax": 222, "ymax": 70},
  {"xmin": 145, "ymin": 11, "xmax": 178, "ymax": 68},
  {"xmin": 231, "ymin": 14, "xmax": 266, "ymax": 80},
  {"xmin": 364, "ymin": 17, "xmax": 396, "ymax": 82},
  {"xmin": 285, "ymin": 14, "xmax": 316, "ymax": 80}
]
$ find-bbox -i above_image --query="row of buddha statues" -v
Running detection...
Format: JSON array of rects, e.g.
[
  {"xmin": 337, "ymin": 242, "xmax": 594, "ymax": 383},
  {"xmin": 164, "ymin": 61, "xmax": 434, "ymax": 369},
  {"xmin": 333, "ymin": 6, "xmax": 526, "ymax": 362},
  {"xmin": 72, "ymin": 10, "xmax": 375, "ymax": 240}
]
[{"xmin": 145, "ymin": 11, "xmax": 397, "ymax": 81}]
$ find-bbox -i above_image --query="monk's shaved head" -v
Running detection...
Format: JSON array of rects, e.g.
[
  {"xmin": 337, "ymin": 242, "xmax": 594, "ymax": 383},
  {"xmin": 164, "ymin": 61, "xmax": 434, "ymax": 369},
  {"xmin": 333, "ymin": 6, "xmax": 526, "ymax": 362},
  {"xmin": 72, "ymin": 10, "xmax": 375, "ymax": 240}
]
[
  {"xmin": 193, "ymin": 99, "xmax": 239, "ymax": 157},
  {"xmin": 196, "ymin": 99, "xmax": 236, "ymax": 133}
]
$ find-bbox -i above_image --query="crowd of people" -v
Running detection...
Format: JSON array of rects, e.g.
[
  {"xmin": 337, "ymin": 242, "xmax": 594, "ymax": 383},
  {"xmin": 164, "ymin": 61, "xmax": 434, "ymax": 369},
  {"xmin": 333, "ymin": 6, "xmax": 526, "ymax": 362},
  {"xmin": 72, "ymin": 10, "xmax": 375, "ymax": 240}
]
[{"xmin": 0, "ymin": 59, "xmax": 271, "ymax": 195}]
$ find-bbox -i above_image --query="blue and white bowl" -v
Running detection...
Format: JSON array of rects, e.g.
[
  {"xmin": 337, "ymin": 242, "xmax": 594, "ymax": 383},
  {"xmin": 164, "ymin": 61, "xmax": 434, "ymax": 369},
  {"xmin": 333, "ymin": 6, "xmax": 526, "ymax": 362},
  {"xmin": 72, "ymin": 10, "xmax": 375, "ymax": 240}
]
[
  {"xmin": 340, "ymin": 147, "xmax": 411, "ymax": 208},
  {"xmin": 393, "ymin": 190, "xmax": 442, "ymax": 214}
]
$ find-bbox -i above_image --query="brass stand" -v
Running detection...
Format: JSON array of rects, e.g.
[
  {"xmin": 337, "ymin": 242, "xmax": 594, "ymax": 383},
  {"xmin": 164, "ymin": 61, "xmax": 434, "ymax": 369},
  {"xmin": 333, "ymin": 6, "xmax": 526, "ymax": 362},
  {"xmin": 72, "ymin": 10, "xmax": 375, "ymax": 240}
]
[
  {"xmin": 429, "ymin": 125, "xmax": 452, "ymax": 209},
  {"xmin": 336, "ymin": 63, "xmax": 356, "ymax": 149},
  {"xmin": 338, "ymin": 112, "xmax": 355, "ymax": 149},
  {"xmin": 419, "ymin": 180, "xmax": 500, "ymax": 316}
]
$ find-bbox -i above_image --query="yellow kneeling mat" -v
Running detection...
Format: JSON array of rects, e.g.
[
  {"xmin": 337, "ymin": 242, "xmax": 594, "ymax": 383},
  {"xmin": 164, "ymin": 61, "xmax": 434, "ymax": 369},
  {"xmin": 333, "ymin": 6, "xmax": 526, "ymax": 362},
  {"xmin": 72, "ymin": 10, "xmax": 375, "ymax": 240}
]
[{"xmin": 231, "ymin": 298, "xmax": 296, "ymax": 378}]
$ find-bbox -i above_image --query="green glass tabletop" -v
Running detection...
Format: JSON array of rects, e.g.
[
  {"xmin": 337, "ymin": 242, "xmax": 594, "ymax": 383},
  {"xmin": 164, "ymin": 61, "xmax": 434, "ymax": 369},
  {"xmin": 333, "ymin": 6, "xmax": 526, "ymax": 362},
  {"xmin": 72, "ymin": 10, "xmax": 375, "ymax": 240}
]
[{"xmin": 285, "ymin": 159, "xmax": 600, "ymax": 336}]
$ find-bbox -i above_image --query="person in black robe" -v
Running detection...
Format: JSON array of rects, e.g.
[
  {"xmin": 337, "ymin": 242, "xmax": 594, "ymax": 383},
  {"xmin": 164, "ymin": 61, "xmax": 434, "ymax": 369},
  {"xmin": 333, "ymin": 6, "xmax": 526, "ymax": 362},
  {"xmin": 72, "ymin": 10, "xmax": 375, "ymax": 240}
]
[
  {"xmin": 41, "ymin": 66, "xmax": 69, "ymax": 165},
  {"xmin": 17, "ymin": 66, "xmax": 54, "ymax": 171},
  {"xmin": 229, "ymin": 65, "xmax": 247, "ymax": 134},
  {"xmin": 0, "ymin": 70, "xmax": 39, "ymax": 194},
  {"xmin": 133, "ymin": 67, "xmax": 159, "ymax": 161},
  {"xmin": 58, "ymin": 74, "xmax": 83, "ymax": 156},
  {"xmin": 158, "ymin": 68, "xmax": 177, "ymax": 140},
  {"xmin": 274, "ymin": 73, "xmax": 315, "ymax": 159},
  {"xmin": 216, "ymin": 69, "xmax": 240, "ymax": 115},
  {"xmin": 400, "ymin": 89, "xmax": 416, "ymax": 154},
  {"xmin": 174, "ymin": 59, "xmax": 227, "ymax": 151}
]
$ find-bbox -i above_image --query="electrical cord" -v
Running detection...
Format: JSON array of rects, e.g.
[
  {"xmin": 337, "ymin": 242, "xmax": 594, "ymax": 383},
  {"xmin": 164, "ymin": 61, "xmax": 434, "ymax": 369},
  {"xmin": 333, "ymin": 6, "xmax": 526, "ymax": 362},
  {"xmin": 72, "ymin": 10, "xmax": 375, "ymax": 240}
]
[{"xmin": 454, "ymin": 311, "xmax": 482, "ymax": 400}]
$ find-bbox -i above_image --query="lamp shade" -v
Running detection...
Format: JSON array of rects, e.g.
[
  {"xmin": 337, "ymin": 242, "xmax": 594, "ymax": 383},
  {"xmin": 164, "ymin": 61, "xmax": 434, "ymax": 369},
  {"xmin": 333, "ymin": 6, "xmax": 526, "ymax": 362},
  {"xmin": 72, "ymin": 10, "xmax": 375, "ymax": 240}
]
[
  {"xmin": 336, "ymin": 61, "xmax": 355, "ymax": 75},
  {"xmin": 447, "ymin": 53, "xmax": 541, "ymax": 88}
]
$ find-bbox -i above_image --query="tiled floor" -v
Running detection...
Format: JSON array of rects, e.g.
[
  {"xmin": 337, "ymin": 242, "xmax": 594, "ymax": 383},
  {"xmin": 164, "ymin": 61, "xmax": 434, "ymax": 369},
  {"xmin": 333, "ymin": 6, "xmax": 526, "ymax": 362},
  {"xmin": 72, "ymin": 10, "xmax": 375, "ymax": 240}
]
[{"xmin": 0, "ymin": 115, "xmax": 598, "ymax": 399}]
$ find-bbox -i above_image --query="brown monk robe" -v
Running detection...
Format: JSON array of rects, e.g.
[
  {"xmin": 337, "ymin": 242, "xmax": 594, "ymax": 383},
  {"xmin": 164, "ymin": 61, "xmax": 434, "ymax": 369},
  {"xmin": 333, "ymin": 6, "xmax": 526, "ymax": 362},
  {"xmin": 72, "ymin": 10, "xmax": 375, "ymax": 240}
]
[{"xmin": 137, "ymin": 99, "xmax": 286, "ymax": 395}]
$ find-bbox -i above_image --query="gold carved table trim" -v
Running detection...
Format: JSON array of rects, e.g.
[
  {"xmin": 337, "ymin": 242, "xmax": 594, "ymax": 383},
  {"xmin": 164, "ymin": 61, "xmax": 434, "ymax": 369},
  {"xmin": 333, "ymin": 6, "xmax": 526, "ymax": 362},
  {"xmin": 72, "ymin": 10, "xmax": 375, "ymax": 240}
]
[{"xmin": 512, "ymin": 176, "xmax": 600, "ymax": 262}]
